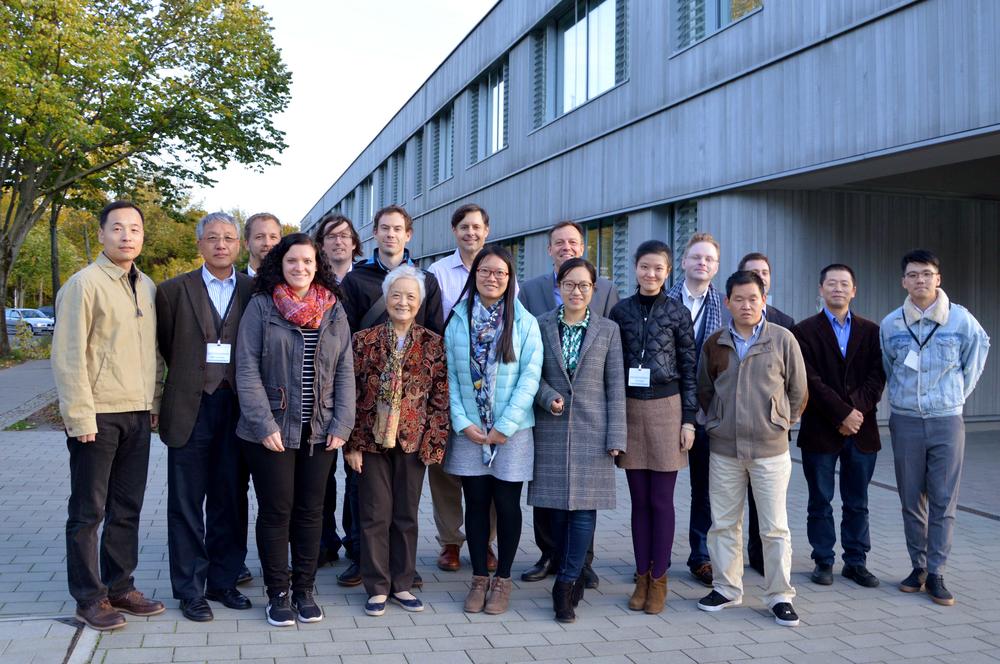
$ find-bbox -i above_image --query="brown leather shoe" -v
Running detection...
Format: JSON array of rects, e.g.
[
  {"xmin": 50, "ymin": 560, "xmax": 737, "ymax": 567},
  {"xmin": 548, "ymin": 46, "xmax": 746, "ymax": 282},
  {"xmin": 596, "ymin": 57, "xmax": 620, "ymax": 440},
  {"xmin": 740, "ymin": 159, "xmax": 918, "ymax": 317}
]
[
  {"xmin": 76, "ymin": 598, "xmax": 126, "ymax": 631},
  {"xmin": 691, "ymin": 562, "xmax": 713, "ymax": 587},
  {"xmin": 628, "ymin": 572, "xmax": 650, "ymax": 611},
  {"xmin": 464, "ymin": 575, "xmax": 490, "ymax": 613},
  {"xmin": 437, "ymin": 544, "xmax": 461, "ymax": 572},
  {"xmin": 109, "ymin": 589, "xmax": 166, "ymax": 617},
  {"xmin": 484, "ymin": 576, "xmax": 513, "ymax": 615},
  {"xmin": 644, "ymin": 574, "xmax": 668, "ymax": 614},
  {"xmin": 486, "ymin": 546, "xmax": 498, "ymax": 573}
]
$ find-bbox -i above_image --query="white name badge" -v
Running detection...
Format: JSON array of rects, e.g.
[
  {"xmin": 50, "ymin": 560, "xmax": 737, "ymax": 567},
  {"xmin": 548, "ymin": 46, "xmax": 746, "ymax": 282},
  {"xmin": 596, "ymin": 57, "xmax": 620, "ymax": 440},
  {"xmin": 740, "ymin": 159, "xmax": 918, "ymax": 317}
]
[
  {"xmin": 206, "ymin": 343, "xmax": 232, "ymax": 364},
  {"xmin": 628, "ymin": 367, "xmax": 651, "ymax": 388},
  {"xmin": 903, "ymin": 349, "xmax": 920, "ymax": 371}
]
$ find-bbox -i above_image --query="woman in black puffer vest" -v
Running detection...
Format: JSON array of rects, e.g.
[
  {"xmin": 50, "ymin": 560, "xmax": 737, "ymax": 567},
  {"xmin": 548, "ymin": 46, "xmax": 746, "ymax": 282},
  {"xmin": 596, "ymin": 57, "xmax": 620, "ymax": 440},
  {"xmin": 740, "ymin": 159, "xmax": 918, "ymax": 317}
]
[{"xmin": 608, "ymin": 240, "xmax": 697, "ymax": 614}]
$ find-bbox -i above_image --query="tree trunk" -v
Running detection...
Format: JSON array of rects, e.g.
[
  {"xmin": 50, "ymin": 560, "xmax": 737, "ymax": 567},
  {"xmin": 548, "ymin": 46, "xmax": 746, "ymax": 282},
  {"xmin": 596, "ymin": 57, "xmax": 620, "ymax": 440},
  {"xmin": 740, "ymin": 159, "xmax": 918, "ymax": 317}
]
[
  {"xmin": 49, "ymin": 200, "xmax": 62, "ymax": 302},
  {"xmin": 0, "ymin": 247, "xmax": 11, "ymax": 355}
]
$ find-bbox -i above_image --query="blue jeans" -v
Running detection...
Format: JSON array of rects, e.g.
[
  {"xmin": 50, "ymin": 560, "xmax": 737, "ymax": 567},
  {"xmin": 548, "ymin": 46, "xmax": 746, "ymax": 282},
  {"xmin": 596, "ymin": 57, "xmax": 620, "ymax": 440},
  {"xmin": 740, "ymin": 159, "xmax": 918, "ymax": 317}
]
[
  {"xmin": 801, "ymin": 440, "xmax": 878, "ymax": 566},
  {"xmin": 549, "ymin": 509, "xmax": 597, "ymax": 583}
]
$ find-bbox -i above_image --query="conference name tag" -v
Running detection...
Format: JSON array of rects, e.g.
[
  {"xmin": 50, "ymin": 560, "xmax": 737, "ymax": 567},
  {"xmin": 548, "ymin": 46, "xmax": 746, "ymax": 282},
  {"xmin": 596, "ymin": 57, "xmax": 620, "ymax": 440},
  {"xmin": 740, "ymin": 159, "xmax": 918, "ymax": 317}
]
[
  {"xmin": 628, "ymin": 367, "xmax": 651, "ymax": 388},
  {"xmin": 903, "ymin": 349, "xmax": 920, "ymax": 371},
  {"xmin": 206, "ymin": 343, "xmax": 232, "ymax": 364}
]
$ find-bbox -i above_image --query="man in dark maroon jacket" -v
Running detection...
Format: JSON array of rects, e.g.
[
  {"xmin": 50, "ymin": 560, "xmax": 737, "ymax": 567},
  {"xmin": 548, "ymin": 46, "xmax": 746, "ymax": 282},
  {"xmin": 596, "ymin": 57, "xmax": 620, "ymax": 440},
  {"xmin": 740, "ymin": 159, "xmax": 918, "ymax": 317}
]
[{"xmin": 791, "ymin": 264, "xmax": 886, "ymax": 588}]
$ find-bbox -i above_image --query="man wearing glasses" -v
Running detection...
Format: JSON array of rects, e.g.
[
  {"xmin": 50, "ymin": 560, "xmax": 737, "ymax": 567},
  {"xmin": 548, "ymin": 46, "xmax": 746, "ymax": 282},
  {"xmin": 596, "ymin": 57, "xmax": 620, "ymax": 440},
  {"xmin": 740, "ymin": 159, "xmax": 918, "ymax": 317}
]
[
  {"xmin": 518, "ymin": 220, "xmax": 619, "ymax": 588},
  {"xmin": 880, "ymin": 249, "xmax": 989, "ymax": 607},
  {"xmin": 315, "ymin": 212, "xmax": 362, "ymax": 284},
  {"xmin": 666, "ymin": 232, "xmax": 725, "ymax": 588}
]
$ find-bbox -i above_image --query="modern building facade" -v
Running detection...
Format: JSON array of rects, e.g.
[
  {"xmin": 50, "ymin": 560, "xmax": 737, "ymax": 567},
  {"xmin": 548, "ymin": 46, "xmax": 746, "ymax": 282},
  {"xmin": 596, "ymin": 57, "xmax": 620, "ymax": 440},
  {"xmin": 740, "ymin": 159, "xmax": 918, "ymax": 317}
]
[{"xmin": 302, "ymin": 0, "xmax": 998, "ymax": 420}]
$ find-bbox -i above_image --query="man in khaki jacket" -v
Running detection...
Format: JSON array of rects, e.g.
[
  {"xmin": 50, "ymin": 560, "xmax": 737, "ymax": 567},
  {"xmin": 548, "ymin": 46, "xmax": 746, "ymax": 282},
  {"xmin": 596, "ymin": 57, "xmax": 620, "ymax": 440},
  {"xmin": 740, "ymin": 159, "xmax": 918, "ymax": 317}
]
[
  {"xmin": 695, "ymin": 271, "xmax": 807, "ymax": 627},
  {"xmin": 52, "ymin": 201, "xmax": 164, "ymax": 631}
]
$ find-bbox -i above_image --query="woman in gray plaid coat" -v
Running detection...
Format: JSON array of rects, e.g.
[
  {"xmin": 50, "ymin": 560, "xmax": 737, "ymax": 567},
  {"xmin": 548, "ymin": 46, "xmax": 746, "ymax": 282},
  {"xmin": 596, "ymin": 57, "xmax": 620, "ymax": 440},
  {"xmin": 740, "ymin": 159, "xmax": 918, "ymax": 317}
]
[{"xmin": 529, "ymin": 258, "xmax": 627, "ymax": 623}]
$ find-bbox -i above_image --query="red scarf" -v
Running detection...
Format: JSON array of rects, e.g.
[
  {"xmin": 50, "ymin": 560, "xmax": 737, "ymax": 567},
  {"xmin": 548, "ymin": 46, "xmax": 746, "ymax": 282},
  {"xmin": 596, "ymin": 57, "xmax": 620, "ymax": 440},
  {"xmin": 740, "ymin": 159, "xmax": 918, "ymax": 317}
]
[{"xmin": 272, "ymin": 283, "xmax": 336, "ymax": 329}]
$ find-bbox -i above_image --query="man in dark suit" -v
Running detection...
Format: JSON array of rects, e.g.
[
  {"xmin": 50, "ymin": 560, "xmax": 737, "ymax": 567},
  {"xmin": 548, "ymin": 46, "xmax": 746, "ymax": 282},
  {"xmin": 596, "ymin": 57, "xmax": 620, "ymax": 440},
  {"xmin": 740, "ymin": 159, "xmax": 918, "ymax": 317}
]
[
  {"xmin": 155, "ymin": 212, "xmax": 255, "ymax": 622},
  {"xmin": 739, "ymin": 252, "xmax": 794, "ymax": 575},
  {"xmin": 792, "ymin": 264, "xmax": 886, "ymax": 587},
  {"xmin": 518, "ymin": 221, "xmax": 619, "ymax": 588}
]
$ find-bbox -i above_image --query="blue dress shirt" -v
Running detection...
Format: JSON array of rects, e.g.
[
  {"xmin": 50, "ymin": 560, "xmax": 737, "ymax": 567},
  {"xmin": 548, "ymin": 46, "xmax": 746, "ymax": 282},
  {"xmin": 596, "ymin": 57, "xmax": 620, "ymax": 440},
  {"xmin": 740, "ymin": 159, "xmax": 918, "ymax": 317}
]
[{"xmin": 824, "ymin": 307, "xmax": 852, "ymax": 358}]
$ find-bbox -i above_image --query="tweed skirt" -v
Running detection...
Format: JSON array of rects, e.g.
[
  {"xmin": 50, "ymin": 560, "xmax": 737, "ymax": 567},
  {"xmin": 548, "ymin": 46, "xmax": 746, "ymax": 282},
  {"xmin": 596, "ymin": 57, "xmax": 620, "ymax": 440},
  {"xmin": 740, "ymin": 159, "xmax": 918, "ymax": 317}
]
[{"xmin": 616, "ymin": 395, "xmax": 687, "ymax": 472}]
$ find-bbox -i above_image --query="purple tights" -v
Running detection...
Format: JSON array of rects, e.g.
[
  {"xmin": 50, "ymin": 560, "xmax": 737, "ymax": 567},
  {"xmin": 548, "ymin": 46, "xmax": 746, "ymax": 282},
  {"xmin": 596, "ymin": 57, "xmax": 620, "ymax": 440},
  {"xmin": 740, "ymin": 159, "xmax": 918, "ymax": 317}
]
[{"xmin": 626, "ymin": 469, "xmax": 678, "ymax": 578}]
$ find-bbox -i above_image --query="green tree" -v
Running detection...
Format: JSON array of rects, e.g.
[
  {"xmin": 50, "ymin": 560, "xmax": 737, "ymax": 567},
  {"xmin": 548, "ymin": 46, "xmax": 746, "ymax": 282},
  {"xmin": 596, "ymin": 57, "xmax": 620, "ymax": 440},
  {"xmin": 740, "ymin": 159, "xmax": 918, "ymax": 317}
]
[
  {"xmin": 0, "ymin": 0, "xmax": 291, "ymax": 352},
  {"xmin": 8, "ymin": 220, "xmax": 83, "ymax": 307}
]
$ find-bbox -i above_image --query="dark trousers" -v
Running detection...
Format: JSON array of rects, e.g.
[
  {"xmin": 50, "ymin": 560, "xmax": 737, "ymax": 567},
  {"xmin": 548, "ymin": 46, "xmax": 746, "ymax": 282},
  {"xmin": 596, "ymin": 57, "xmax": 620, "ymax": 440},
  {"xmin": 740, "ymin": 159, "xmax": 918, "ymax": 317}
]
[
  {"xmin": 747, "ymin": 488, "xmax": 763, "ymax": 566},
  {"xmin": 533, "ymin": 506, "xmax": 595, "ymax": 566},
  {"xmin": 320, "ymin": 451, "xmax": 344, "ymax": 556},
  {"xmin": 550, "ymin": 509, "xmax": 597, "ymax": 583},
  {"xmin": 462, "ymin": 476, "xmax": 523, "ymax": 578},
  {"xmin": 340, "ymin": 465, "xmax": 361, "ymax": 561},
  {"xmin": 244, "ymin": 428, "xmax": 336, "ymax": 595},
  {"xmin": 358, "ymin": 447, "xmax": 426, "ymax": 596},
  {"xmin": 167, "ymin": 389, "xmax": 248, "ymax": 599},
  {"xmin": 66, "ymin": 411, "xmax": 150, "ymax": 605},
  {"xmin": 687, "ymin": 424, "xmax": 712, "ymax": 569},
  {"xmin": 802, "ymin": 440, "xmax": 878, "ymax": 566}
]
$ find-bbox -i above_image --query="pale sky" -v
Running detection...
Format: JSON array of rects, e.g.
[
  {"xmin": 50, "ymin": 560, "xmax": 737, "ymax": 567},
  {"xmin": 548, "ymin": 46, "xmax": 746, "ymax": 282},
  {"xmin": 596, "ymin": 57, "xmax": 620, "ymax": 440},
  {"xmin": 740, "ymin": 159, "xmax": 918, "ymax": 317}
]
[{"xmin": 190, "ymin": 0, "xmax": 496, "ymax": 227}]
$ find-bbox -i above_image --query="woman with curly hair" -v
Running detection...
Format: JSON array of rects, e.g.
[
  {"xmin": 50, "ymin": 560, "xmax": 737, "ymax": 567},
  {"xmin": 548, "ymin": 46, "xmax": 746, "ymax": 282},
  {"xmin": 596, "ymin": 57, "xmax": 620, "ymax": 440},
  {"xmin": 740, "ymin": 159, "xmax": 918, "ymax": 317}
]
[
  {"xmin": 236, "ymin": 233, "xmax": 355, "ymax": 627},
  {"xmin": 344, "ymin": 265, "xmax": 450, "ymax": 617}
]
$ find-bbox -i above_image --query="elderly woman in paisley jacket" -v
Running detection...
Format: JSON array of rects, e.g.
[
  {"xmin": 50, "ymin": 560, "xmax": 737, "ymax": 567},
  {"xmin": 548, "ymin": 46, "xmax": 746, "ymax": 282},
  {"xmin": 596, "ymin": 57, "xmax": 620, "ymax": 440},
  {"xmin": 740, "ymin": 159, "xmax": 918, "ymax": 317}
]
[{"xmin": 344, "ymin": 265, "xmax": 450, "ymax": 618}]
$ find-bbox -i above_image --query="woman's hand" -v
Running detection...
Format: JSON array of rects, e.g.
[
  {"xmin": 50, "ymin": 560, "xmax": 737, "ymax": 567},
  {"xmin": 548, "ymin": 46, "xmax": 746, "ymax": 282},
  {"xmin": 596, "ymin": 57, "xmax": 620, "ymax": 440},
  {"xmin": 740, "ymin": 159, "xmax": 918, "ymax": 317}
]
[
  {"xmin": 262, "ymin": 430, "xmax": 284, "ymax": 452},
  {"xmin": 609, "ymin": 449, "xmax": 621, "ymax": 458},
  {"xmin": 487, "ymin": 428, "xmax": 508, "ymax": 446},
  {"xmin": 344, "ymin": 450, "xmax": 363, "ymax": 473},
  {"xmin": 680, "ymin": 426, "xmax": 695, "ymax": 452},
  {"xmin": 550, "ymin": 397, "xmax": 564, "ymax": 415},
  {"xmin": 326, "ymin": 435, "xmax": 346, "ymax": 451},
  {"xmin": 463, "ymin": 425, "xmax": 488, "ymax": 445}
]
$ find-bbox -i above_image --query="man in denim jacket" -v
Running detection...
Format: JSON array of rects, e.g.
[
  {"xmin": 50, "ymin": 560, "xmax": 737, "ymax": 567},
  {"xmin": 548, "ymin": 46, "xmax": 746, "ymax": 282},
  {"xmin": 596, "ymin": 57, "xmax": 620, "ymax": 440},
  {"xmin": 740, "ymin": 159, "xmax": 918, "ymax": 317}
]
[{"xmin": 880, "ymin": 249, "xmax": 989, "ymax": 607}]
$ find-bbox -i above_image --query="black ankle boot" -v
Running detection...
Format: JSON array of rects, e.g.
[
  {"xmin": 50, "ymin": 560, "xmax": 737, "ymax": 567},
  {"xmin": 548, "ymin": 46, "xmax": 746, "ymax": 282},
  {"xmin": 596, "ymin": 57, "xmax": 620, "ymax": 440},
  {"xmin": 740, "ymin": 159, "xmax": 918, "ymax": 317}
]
[
  {"xmin": 570, "ymin": 575, "xmax": 585, "ymax": 607},
  {"xmin": 552, "ymin": 580, "xmax": 575, "ymax": 623}
]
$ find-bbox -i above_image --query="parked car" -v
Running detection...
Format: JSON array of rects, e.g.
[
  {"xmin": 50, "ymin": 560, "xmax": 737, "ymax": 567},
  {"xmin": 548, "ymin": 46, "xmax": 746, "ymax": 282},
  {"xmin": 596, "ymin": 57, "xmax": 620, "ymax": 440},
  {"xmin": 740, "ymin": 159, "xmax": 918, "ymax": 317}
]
[
  {"xmin": 37, "ymin": 305, "xmax": 55, "ymax": 319},
  {"xmin": 5, "ymin": 308, "xmax": 55, "ymax": 336}
]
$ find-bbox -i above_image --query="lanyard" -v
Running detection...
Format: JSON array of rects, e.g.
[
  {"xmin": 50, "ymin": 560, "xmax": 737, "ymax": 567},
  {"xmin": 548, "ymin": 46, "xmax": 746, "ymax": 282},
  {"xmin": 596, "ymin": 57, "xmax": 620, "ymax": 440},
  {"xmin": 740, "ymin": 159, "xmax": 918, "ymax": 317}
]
[
  {"xmin": 205, "ymin": 281, "xmax": 236, "ymax": 343},
  {"xmin": 905, "ymin": 319, "xmax": 941, "ymax": 351}
]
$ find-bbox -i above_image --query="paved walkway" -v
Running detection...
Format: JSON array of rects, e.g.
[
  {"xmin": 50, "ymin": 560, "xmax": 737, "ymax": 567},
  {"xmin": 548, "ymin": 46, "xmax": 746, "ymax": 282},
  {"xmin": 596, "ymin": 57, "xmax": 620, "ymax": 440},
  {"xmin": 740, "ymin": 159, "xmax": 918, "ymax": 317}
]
[
  {"xmin": 0, "ymin": 428, "xmax": 997, "ymax": 664},
  {"xmin": 0, "ymin": 359, "xmax": 56, "ymax": 430}
]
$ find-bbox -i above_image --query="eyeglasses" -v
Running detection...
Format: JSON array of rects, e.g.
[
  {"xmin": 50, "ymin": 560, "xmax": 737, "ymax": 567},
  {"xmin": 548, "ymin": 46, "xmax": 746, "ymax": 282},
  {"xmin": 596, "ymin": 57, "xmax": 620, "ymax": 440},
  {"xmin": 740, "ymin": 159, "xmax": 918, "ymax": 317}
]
[
  {"xmin": 476, "ymin": 268, "xmax": 509, "ymax": 280},
  {"xmin": 202, "ymin": 235, "xmax": 239, "ymax": 244},
  {"xmin": 324, "ymin": 232, "xmax": 353, "ymax": 242},
  {"xmin": 905, "ymin": 270, "xmax": 939, "ymax": 280},
  {"xmin": 686, "ymin": 254, "xmax": 718, "ymax": 264},
  {"xmin": 559, "ymin": 281, "xmax": 593, "ymax": 294}
]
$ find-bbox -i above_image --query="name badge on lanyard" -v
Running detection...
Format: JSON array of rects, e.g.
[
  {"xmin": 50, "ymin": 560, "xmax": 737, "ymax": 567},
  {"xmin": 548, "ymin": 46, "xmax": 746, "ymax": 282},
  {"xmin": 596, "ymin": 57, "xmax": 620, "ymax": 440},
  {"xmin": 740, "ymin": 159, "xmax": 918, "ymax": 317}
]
[
  {"xmin": 628, "ymin": 367, "xmax": 651, "ymax": 387},
  {"xmin": 206, "ymin": 342, "xmax": 232, "ymax": 364}
]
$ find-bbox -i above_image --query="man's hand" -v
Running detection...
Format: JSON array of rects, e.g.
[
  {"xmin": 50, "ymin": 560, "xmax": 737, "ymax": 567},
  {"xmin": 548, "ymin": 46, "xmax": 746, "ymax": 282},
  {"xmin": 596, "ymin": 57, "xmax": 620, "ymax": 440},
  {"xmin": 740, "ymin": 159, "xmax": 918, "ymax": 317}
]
[
  {"xmin": 262, "ymin": 431, "xmax": 284, "ymax": 452},
  {"xmin": 77, "ymin": 433, "xmax": 97, "ymax": 443},
  {"xmin": 326, "ymin": 435, "xmax": 346, "ymax": 451},
  {"xmin": 841, "ymin": 409, "xmax": 864, "ymax": 435},
  {"xmin": 463, "ymin": 425, "xmax": 488, "ymax": 445},
  {"xmin": 150, "ymin": 414, "xmax": 159, "ymax": 430}
]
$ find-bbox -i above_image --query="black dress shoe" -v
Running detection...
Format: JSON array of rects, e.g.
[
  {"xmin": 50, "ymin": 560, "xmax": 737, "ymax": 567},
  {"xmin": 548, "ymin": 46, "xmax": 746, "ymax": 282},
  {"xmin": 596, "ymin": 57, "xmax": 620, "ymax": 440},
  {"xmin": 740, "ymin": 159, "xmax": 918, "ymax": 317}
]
[
  {"xmin": 842, "ymin": 564, "xmax": 880, "ymax": 588},
  {"xmin": 206, "ymin": 587, "xmax": 252, "ymax": 610},
  {"xmin": 521, "ymin": 557, "xmax": 554, "ymax": 582},
  {"xmin": 580, "ymin": 564, "xmax": 599, "ymax": 589},
  {"xmin": 236, "ymin": 565, "xmax": 252, "ymax": 586},
  {"xmin": 180, "ymin": 596, "xmax": 213, "ymax": 622},
  {"xmin": 811, "ymin": 563, "xmax": 834, "ymax": 585},
  {"xmin": 337, "ymin": 560, "xmax": 362, "ymax": 587}
]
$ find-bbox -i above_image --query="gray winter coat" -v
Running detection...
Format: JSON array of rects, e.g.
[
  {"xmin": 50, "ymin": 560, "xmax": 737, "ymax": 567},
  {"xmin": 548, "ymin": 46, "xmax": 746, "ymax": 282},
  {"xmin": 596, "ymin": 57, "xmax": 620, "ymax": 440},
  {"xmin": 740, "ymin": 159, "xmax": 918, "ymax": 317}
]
[
  {"xmin": 236, "ymin": 293, "xmax": 355, "ymax": 450},
  {"xmin": 528, "ymin": 309, "xmax": 627, "ymax": 511}
]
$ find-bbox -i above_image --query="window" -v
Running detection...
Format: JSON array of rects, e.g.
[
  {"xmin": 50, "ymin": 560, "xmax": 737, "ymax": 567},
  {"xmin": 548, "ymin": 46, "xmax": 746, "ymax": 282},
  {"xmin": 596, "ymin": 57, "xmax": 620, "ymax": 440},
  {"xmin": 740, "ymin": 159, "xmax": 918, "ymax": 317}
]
[
  {"xmin": 469, "ymin": 56, "xmax": 509, "ymax": 164},
  {"xmin": 496, "ymin": 237, "xmax": 526, "ymax": 282},
  {"xmin": 533, "ymin": 0, "xmax": 628, "ymax": 126},
  {"xmin": 674, "ymin": 0, "xmax": 761, "ymax": 50},
  {"xmin": 430, "ymin": 105, "xmax": 454, "ymax": 185},
  {"xmin": 584, "ymin": 219, "xmax": 615, "ymax": 282},
  {"xmin": 672, "ymin": 200, "xmax": 698, "ymax": 283},
  {"xmin": 377, "ymin": 162, "xmax": 389, "ymax": 209},
  {"xmin": 359, "ymin": 177, "xmax": 373, "ymax": 225},
  {"xmin": 413, "ymin": 131, "xmax": 424, "ymax": 197},
  {"xmin": 390, "ymin": 147, "xmax": 405, "ymax": 203}
]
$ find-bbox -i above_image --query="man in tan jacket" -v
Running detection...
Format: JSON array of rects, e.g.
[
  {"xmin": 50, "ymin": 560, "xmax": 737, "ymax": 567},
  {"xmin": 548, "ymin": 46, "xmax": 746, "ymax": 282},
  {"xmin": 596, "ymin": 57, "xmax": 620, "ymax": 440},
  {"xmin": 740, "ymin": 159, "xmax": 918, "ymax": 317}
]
[
  {"xmin": 695, "ymin": 271, "xmax": 807, "ymax": 627},
  {"xmin": 52, "ymin": 201, "xmax": 164, "ymax": 631}
]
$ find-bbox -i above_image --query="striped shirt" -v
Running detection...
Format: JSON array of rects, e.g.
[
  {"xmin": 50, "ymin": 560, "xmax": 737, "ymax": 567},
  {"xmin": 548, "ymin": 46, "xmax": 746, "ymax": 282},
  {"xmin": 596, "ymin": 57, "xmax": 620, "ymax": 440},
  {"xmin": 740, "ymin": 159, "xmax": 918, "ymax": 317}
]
[{"xmin": 300, "ymin": 328, "xmax": 320, "ymax": 423}]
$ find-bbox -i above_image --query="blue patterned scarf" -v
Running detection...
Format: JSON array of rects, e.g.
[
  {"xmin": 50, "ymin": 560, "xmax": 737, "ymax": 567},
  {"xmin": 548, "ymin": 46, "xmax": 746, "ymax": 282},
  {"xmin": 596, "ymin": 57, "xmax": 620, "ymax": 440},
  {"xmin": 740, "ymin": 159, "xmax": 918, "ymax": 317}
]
[
  {"xmin": 666, "ymin": 279, "xmax": 723, "ymax": 346},
  {"xmin": 469, "ymin": 294, "xmax": 504, "ymax": 466}
]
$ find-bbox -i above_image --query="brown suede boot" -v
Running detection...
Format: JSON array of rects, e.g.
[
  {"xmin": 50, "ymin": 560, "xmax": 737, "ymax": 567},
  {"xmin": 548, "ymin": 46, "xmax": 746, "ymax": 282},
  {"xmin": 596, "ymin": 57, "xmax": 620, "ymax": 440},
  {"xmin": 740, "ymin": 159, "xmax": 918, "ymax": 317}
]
[
  {"xmin": 464, "ymin": 575, "xmax": 490, "ymax": 613},
  {"xmin": 644, "ymin": 573, "xmax": 668, "ymax": 614},
  {"xmin": 628, "ymin": 572, "xmax": 650, "ymax": 611},
  {"xmin": 484, "ymin": 576, "xmax": 513, "ymax": 615}
]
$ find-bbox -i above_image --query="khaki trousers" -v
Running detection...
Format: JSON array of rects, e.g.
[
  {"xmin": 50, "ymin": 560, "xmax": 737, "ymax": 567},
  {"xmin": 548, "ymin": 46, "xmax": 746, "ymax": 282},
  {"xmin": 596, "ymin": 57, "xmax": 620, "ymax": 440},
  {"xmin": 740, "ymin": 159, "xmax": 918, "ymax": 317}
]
[
  {"xmin": 707, "ymin": 451, "xmax": 795, "ymax": 608},
  {"xmin": 428, "ymin": 463, "xmax": 496, "ymax": 547}
]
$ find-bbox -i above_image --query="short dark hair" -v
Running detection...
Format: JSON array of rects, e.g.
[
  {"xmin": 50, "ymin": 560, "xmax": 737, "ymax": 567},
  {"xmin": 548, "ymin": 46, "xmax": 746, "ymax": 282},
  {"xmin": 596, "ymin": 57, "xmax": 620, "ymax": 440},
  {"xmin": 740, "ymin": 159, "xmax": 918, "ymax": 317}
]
[
  {"xmin": 451, "ymin": 203, "xmax": 490, "ymax": 228},
  {"xmin": 557, "ymin": 257, "xmax": 597, "ymax": 283},
  {"xmin": 314, "ymin": 213, "xmax": 362, "ymax": 260},
  {"xmin": 725, "ymin": 270, "xmax": 766, "ymax": 298},
  {"xmin": 373, "ymin": 204, "xmax": 412, "ymax": 231},
  {"xmin": 547, "ymin": 220, "xmax": 585, "ymax": 244},
  {"xmin": 99, "ymin": 201, "xmax": 144, "ymax": 228},
  {"xmin": 634, "ymin": 240, "xmax": 672, "ymax": 266},
  {"xmin": 819, "ymin": 263, "xmax": 857, "ymax": 285},
  {"xmin": 901, "ymin": 249, "xmax": 940, "ymax": 274},
  {"xmin": 244, "ymin": 212, "xmax": 281, "ymax": 242},
  {"xmin": 738, "ymin": 252, "xmax": 770, "ymax": 271}
]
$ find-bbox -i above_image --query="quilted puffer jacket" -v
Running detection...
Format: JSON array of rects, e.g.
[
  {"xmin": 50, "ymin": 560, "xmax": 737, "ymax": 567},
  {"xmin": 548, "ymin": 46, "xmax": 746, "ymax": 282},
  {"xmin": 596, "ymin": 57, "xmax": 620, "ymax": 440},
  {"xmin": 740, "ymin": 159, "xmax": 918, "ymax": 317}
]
[{"xmin": 609, "ymin": 292, "xmax": 698, "ymax": 423}]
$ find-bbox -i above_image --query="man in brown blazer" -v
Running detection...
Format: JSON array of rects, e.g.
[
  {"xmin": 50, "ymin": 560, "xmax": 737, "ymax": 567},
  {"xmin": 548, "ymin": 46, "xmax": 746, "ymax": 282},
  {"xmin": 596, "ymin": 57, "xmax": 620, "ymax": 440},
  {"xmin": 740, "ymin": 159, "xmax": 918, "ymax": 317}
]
[
  {"xmin": 155, "ymin": 212, "xmax": 254, "ymax": 622},
  {"xmin": 791, "ymin": 264, "xmax": 886, "ymax": 589}
]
